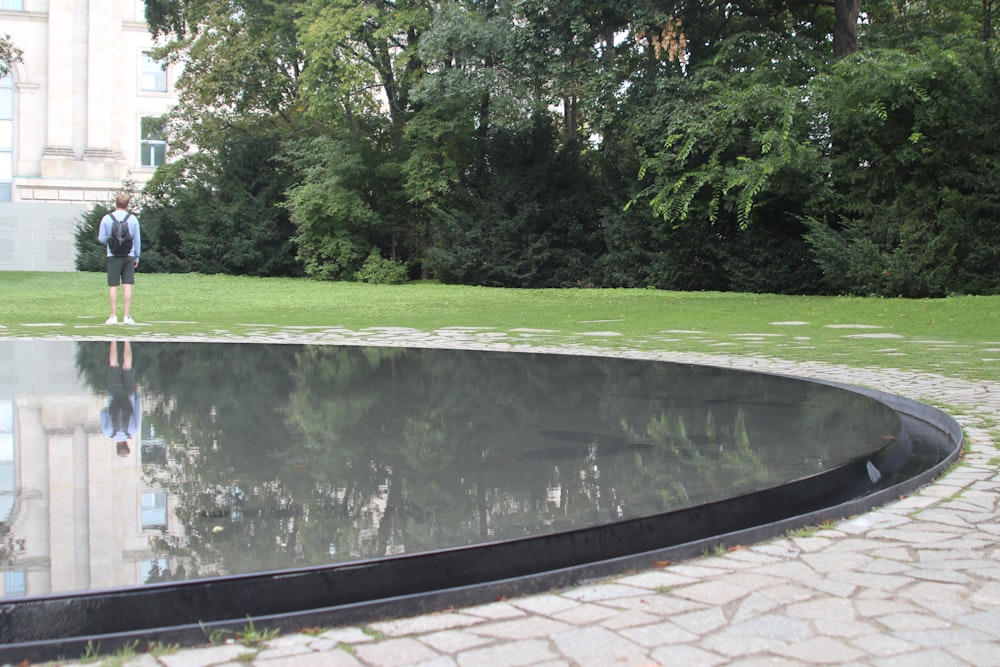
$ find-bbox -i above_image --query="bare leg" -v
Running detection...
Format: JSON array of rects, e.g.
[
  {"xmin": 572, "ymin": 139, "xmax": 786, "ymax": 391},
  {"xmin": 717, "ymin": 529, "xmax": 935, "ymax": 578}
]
[
  {"xmin": 109, "ymin": 285, "xmax": 118, "ymax": 318},
  {"xmin": 122, "ymin": 340, "xmax": 133, "ymax": 371},
  {"xmin": 108, "ymin": 340, "xmax": 120, "ymax": 367},
  {"xmin": 123, "ymin": 284, "xmax": 133, "ymax": 320}
]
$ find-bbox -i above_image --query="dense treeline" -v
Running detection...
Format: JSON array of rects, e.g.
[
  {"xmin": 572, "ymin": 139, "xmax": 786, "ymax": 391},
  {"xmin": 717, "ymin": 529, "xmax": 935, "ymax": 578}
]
[{"xmin": 76, "ymin": 1, "xmax": 999, "ymax": 296}]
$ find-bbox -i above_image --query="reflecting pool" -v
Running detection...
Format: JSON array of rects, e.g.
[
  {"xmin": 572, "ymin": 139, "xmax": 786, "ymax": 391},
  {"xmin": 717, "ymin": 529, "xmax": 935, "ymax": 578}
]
[{"xmin": 0, "ymin": 340, "xmax": 908, "ymax": 599}]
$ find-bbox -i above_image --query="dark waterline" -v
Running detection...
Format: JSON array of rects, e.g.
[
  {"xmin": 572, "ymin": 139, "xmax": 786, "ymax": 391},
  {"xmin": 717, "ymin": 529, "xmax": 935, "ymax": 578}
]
[{"xmin": 3, "ymin": 340, "xmax": 907, "ymax": 596}]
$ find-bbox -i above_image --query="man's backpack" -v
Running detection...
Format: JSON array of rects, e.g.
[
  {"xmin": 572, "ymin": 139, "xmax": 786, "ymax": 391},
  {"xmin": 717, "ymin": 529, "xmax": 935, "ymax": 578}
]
[{"xmin": 108, "ymin": 212, "xmax": 134, "ymax": 257}]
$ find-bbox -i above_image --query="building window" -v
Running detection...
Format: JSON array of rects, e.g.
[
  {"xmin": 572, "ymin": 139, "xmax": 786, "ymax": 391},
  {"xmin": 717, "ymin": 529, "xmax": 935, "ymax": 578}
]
[
  {"xmin": 140, "ymin": 116, "xmax": 166, "ymax": 168},
  {"xmin": 3, "ymin": 570, "xmax": 26, "ymax": 598},
  {"xmin": 0, "ymin": 74, "xmax": 12, "ymax": 202},
  {"xmin": 0, "ymin": 1, "xmax": 25, "ymax": 10},
  {"xmin": 141, "ymin": 491, "xmax": 168, "ymax": 529},
  {"xmin": 140, "ymin": 52, "xmax": 167, "ymax": 93}
]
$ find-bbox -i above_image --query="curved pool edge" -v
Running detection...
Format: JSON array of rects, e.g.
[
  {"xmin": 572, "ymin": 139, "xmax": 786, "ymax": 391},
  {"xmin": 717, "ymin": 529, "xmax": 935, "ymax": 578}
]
[{"xmin": 0, "ymin": 377, "xmax": 962, "ymax": 665}]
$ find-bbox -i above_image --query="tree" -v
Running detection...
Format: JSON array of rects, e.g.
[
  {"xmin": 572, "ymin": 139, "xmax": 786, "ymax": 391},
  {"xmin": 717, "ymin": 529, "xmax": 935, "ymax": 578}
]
[
  {"xmin": 139, "ymin": 125, "xmax": 301, "ymax": 276},
  {"xmin": 636, "ymin": 24, "xmax": 830, "ymax": 226},
  {"xmin": 297, "ymin": 0, "xmax": 431, "ymax": 143},
  {"xmin": 428, "ymin": 116, "xmax": 605, "ymax": 288},
  {"xmin": 279, "ymin": 0, "xmax": 436, "ymax": 276},
  {"xmin": 121, "ymin": 0, "xmax": 997, "ymax": 295},
  {"xmin": 635, "ymin": 0, "xmax": 861, "ymax": 229},
  {"xmin": 0, "ymin": 34, "xmax": 22, "ymax": 77},
  {"xmin": 402, "ymin": 0, "xmax": 542, "ymax": 254},
  {"xmin": 283, "ymin": 133, "xmax": 388, "ymax": 280},
  {"xmin": 135, "ymin": 1, "xmax": 306, "ymax": 276},
  {"xmin": 146, "ymin": 0, "xmax": 305, "ymax": 149},
  {"xmin": 805, "ymin": 39, "xmax": 1000, "ymax": 296},
  {"xmin": 832, "ymin": 0, "xmax": 863, "ymax": 57}
]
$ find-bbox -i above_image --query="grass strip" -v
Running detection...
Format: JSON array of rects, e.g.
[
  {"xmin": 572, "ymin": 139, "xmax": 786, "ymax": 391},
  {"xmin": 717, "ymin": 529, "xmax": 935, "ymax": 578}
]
[{"xmin": 2, "ymin": 271, "xmax": 998, "ymax": 382}]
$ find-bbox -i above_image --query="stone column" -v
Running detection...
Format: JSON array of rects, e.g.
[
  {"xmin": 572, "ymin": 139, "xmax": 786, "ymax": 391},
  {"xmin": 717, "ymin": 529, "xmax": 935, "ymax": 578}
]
[
  {"xmin": 47, "ymin": 428, "xmax": 79, "ymax": 592},
  {"xmin": 15, "ymin": 404, "xmax": 52, "ymax": 596},
  {"xmin": 83, "ymin": 0, "xmax": 125, "ymax": 176},
  {"xmin": 86, "ymin": 415, "xmax": 116, "ymax": 590},
  {"xmin": 40, "ymin": 0, "xmax": 76, "ymax": 163},
  {"xmin": 72, "ymin": 423, "xmax": 91, "ymax": 591}
]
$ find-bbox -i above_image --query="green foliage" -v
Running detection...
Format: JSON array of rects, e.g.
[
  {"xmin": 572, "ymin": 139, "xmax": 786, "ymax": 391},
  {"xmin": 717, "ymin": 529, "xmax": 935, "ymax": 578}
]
[
  {"xmin": 805, "ymin": 40, "xmax": 1000, "ymax": 296},
  {"xmin": 283, "ymin": 134, "xmax": 387, "ymax": 280},
  {"xmin": 129, "ymin": 0, "xmax": 306, "ymax": 277},
  {"xmin": 0, "ymin": 33, "xmax": 22, "ymax": 77},
  {"xmin": 355, "ymin": 247, "xmax": 409, "ymax": 284},
  {"xmin": 428, "ymin": 118, "xmax": 604, "ymax": 288},
  {"xmin": 147, "ymin": 641, "xmax": 181, "ymax": 657},
  {"xmin": 403, "ymin": 98, "xmax": 477, "ymax": 207},
  {"xmin": 635, "ymin": 12, "xmax": 1000, "ymax": 296},
  {"xmin": 618, "ymin": 209, "xmax": 822, "ymax": 294},
  {"xmin": 80, "ymin": 640, "xmax": 102, "ymax": 663},
  {"xmin": 297, "ymin": 0, "xmax": 430, "ymax": 136},
  {"xmin": 200, "ymin": 620, "xmax": 232, "ymax": 646},
  {"xmin": 148, "ymin": 0, "xmax": 305, "ymax": 152},
  {"xmin": 237, "ymin": 616, "xmax": 279, "ymax": 647},
  {"xmin": 621, "ymin": 29, "xmax": 830, "ymax": 294},
  {"xmin": 103, "ymin": 1, "xmax": 1000, "ymax": 295},
  {"xmin": 74, "ymin": 204, "xmax": 113, "ymax": 272},
  {"xmin": 404, "ymin": 1, "xmax": 539, "ymax": 207},
  {"xmin": 803, "ymin": 215, "xmax": 952, "ymax": 297},
  {"xmin": 514, "ymin": 0, "xmax": 636, "ymax": 137},
  {"xmin": 637, "ymin": 30, "xmax": 829, "ymax": 232},
  {"xmin": 414, "ymin": 1, "xmax": 523, "ymax": 113},
  {"xmin": 140, "ymin": 126, "xmax": 301, "ymax": 276},
  {"xmin": 593, "ymin": 196, "xmax": 661, "ymax": 288},
  {"xmin": 720, "ymin": 217, "xmax": 824, "ymax": 295}
]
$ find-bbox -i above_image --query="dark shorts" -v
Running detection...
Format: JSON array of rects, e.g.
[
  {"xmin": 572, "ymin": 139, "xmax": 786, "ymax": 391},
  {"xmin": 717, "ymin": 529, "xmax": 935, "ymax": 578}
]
[
  {"xmin": 107, "ymin": 255, "xmax": 136, "ymax": 287},
  {"xmin": 107, "ymin": 366, "xmax": 137, "ymax": 396}
]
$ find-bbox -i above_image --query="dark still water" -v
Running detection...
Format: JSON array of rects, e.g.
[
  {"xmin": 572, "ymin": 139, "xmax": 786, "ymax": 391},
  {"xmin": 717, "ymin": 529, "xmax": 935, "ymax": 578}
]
[{"xmin": 0, "ymin": 340, "xmax": 901, "ymax": 596}]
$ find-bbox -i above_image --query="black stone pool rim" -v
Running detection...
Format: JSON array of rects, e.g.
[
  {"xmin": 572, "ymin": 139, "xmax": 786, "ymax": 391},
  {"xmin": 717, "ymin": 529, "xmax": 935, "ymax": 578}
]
[{"xmin": 0, "ymin": 359, "xmax": 962, "ymax": 665}]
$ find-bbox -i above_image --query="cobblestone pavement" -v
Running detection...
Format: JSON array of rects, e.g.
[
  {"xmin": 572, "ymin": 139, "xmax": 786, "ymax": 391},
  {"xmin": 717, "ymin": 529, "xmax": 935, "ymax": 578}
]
[{"xmin": 30, "ymin": 331, "xmax": 1000, "ymax": 667}]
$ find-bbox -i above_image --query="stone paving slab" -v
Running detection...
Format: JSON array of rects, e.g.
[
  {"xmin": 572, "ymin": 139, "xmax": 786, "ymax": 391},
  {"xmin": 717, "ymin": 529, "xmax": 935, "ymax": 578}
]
[{"xmin": 13, "ymin": 332, "xmax": 1000, "ymax": 667}]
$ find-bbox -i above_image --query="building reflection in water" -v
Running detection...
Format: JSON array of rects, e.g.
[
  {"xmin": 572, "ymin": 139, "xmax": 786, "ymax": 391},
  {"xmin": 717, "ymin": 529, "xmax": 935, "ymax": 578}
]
[{"xmin": 0, "ymin": 340, "xmax": 177, "ymax": 598}]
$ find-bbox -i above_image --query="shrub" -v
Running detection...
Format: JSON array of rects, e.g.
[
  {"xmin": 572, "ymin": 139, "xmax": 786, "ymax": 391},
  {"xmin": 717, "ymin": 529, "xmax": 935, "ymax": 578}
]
[
  {"xmin": 74, "ymin": 204, "xmax": 111, "ymax": 272},
  {"xmin": 354, "ymin": 247, "xmax": 409, "ymax": 284}
]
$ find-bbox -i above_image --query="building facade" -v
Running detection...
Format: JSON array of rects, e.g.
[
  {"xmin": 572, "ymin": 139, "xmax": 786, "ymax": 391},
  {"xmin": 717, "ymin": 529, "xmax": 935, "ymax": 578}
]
[{"xmin": 1, "ymin": 0, "xmax": 179, "ymax": 270}]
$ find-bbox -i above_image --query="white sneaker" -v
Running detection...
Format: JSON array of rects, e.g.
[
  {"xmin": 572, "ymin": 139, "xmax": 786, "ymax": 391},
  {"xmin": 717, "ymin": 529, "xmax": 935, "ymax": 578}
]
[
  {"xmin": 123, "ymin": 316, "xmax": 136, "ymax": 325},
  {"xmin": 105, "ymin": 315, "xmax": 118, "ymax": 325}
]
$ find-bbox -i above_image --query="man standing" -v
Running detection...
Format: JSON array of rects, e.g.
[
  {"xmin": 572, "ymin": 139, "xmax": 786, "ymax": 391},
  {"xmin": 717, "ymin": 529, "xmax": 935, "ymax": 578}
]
[
  {"xmin": 98, "ymin": 193, "xmax": 141, "ymax": 324},
  {"xmin": 100, "ymin": 340, "xmax": 141, "ymax": 457}
]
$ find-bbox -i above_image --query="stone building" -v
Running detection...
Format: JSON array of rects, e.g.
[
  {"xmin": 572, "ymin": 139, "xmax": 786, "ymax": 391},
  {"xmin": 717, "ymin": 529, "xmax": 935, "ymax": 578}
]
[{"xmin": 1, "ymin": 0, "xmax": 180, "ymax": 270}]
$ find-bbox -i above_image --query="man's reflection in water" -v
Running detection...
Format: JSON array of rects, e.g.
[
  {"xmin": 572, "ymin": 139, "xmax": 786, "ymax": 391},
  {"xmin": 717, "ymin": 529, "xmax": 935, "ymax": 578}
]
[{"xmin": 100, "ymin": 340, "xmax": 141, "ymax": 457}]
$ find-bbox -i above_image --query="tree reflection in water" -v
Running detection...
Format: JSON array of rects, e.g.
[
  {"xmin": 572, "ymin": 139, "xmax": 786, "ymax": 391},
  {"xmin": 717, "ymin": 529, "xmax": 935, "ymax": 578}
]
[{"xmin": 72, "ymin": 342, "xmax": 899, "ymax": 586}]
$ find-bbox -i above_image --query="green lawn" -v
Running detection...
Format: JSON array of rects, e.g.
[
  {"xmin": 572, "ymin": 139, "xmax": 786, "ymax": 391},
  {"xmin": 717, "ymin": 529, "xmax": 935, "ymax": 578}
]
[{"xmin": 2, "ymin": 271, "xmax": 999, "ymax": 382}]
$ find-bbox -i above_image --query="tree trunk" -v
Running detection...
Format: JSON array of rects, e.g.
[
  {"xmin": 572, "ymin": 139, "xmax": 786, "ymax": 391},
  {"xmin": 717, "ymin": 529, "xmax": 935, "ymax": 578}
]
[
  {"xmin": 563, "ymin": 96, "xmax": 579, "ymax": 139},
  {"xmin": 833, "ymin": 0, "xmax": 862, "ymax": 57}
]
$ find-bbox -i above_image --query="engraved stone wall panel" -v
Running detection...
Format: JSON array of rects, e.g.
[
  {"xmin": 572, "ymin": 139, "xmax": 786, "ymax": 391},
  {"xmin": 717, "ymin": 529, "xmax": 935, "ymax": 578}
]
[
  {"xmin": 0, "ymin": 203, "xmax": 87, "ymax": 271},
  {"xmin": 0, "ymin": 214, "xmax": 23, "ymax": 269}
]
